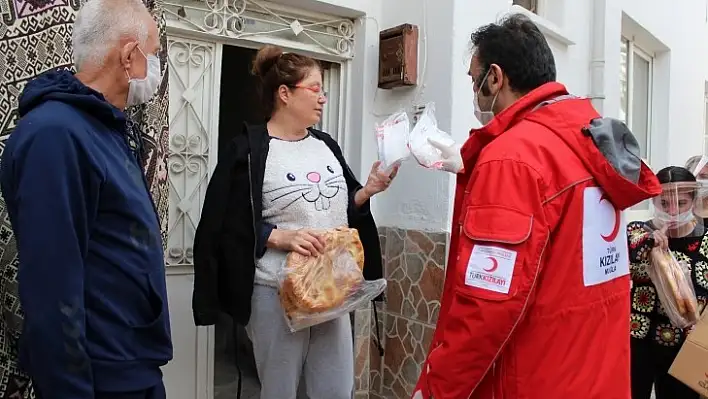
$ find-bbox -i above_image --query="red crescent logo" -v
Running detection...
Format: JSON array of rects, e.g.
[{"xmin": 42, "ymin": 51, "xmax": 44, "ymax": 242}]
[
  {"xmin": 483, "ymin": 256, "xmax": 499, "ymax": 272},
  {"xmin": 599, "ymin": 193, "xmax": 621, "ymax": 242}
]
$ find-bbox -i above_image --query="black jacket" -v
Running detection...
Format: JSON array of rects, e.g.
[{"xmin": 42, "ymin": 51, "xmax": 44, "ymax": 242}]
[{"xmin": 192, "ymin": 123, "xmax": 383, "ymax": 326}]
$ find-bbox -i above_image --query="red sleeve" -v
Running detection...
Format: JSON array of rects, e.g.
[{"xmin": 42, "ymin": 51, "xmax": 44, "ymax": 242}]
[{"xmin": 426, "ymin": 159, "xmax": 551, "ymax": 399}]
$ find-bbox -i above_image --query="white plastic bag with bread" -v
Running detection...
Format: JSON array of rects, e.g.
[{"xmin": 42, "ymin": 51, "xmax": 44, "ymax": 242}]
[
  {"xmin": 648, "ymin": 246, "xmax": 699, "ymax": 328},
  {"xmin": 277, "ymin": 227, "xmax": 387, "ymax": 332}
]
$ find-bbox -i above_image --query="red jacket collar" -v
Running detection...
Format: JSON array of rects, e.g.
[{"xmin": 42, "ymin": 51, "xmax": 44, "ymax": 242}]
[{"xmin": 460, "ymin": 82, "xmax": 569, "ymax": 171}]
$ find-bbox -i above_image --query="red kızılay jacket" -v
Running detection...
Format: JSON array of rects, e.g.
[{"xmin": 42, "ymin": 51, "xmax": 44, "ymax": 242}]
[{"xmin": 412, "ymin": 82, "xmax": 661, "ymax": 399}]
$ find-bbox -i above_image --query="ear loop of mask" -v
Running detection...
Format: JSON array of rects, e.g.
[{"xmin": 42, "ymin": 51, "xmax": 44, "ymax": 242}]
[
  {"xmin": 476, "ymin": 68, "xmax": 491, "ymax": 97},
  {"xmin": 486, "ymin": 68, "xmax": 501, "ymax": 110},
  {"xmin": 474, "ymin": 67, "xmax": 500, "ymax": 125},
  {"xmin": 124, "ymin": 46, "xmax": 148, "ymax": 82}
]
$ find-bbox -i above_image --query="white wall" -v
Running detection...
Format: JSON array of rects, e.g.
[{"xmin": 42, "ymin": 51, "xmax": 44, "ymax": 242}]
[
  {"xmin": 614, "ymin": 0, "xmax": 707, "ymax": 166},
  {"xmin": 340, "ymin": 0, "xmax": 456, "ymax": 233},
  {"xmin": 342, "ymin": 0, "xmax": 708, "ymax": 232}
]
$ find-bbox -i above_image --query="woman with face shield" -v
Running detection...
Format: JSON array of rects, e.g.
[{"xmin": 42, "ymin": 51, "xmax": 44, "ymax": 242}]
[
  {"xmin": 627, "ymin": 166, "xmax": 704, "ymax": 399},
  {"xmin": 686, "ymin": 155, "xmax": 708, "ymax": 219}
]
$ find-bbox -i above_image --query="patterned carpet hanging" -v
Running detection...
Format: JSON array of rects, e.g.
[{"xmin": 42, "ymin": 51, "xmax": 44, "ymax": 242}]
[{"xmin": 0, "ymin": 0, "xmax": 169, "ymax": 396}]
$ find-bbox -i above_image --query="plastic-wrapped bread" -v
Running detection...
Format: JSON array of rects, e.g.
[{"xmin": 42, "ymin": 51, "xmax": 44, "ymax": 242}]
[
  {"xmin": 279, "ymin": 227, "xmax": 365, "ymax": 315},
  {"xmin": 649, "ymin": 246, "xmax": 699, "ymax": 327},
  {"xmin": 277, "ymin": 226, "xmax": 387, "ymax": 332},
  {"xmin": 654, "ymin": 248, "xmax": 685, "ymax": 312}
]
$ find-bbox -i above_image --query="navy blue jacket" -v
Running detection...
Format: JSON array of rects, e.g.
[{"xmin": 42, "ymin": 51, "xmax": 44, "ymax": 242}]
[{"xmin": 0, "ymin": 70, "xmax": 172, "ymax": 396}]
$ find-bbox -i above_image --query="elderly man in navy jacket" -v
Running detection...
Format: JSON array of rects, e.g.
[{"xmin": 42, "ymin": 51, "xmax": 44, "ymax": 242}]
[{"xmin": 0, "ymin": 0, "xmax": 172, "ymax": 397}]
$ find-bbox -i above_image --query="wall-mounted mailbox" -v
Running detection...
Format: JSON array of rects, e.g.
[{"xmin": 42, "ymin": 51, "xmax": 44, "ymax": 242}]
[{"xmin": 378, "ymin": 23, "xmax": 418, "ymax": 89}]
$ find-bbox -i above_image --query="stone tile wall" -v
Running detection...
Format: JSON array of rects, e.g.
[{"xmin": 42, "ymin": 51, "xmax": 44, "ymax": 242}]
[{"xmin": 354, "ymin": 227, "xmax": 448, "ymax": 399}]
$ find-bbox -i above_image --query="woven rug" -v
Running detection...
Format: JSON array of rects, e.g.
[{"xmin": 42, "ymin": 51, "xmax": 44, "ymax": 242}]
[{"xmin": 0, "ymin": 0, "xmax": 169, "ymax": 396}]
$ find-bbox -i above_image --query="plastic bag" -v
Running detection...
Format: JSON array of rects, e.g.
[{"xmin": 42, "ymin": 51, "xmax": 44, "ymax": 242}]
[
  {"xmin": 375, "ymin": 110, "xmax": 411, "ymax": 173},
  {"xmin": 278, "ymin": 228, "xmax": 387, "ymax": 332},
  {"xmin": 408, "ymin": 102, "xmax": 456, "ymax": 169},
  {"xmin": 648, "ymin": 246, "xmax": 699, "ymax": 328}
]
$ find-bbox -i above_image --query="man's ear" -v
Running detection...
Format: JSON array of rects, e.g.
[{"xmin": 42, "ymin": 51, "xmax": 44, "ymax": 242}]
[
  {"xmin": 489, "ymin": 64, "xmax": 503, "ymax": 88},
  {"xmin": 120, "ymin": 42, "xmax": 139, "ymax": 70}
]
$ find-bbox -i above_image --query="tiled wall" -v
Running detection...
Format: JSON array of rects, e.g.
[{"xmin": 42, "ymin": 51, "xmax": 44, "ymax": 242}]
[{"xmin": 354, "ymin": 227, "xmax": 449, "ymax": 399}]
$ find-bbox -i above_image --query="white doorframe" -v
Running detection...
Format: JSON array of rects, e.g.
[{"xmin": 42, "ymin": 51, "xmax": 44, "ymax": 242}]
[
  {"xmin": 163, "ymin": 30, "xmax": 223, "ymax": 399},
  {"xmin": 165, "ymin": 11, "xmax": 352, "ymax": 398}
]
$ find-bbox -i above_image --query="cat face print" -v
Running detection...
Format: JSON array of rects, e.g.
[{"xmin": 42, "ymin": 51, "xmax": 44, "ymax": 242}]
[{"xmin": 264, "ymin": 164, "xmax": 346, "ymax": 212}]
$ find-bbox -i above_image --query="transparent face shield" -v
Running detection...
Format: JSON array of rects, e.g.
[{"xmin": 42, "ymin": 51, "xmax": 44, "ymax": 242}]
[
  {"xmin": 687, "ymin": 154, "xmax": 708, "ymax": 218},
  {"xmin": 650, "ymin": 181, "xmax": 703, "ymax": 238},
  {"xmin": 647, "ymin": 180, "xmax": 702, "ymax": 327}
]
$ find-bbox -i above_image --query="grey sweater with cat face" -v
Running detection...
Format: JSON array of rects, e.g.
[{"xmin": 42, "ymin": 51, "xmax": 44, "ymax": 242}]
[{"xmin": 255, "ymin": 135, "xmax": 350, "ymax": 287}]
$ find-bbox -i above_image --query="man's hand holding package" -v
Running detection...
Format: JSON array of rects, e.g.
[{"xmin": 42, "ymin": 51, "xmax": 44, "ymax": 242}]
[{"xmin": 426, "ymin": 138, "xmax": 463, "ymax": 173}]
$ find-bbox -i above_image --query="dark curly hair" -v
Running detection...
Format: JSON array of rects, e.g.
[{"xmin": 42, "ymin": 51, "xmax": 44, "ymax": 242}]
[{"xmin": 470, "ymin": 13, "xmax": 556, "ymax": 95}]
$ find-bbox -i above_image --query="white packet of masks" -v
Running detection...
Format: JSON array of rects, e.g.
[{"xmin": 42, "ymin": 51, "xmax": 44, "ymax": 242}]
[
  {"xmin": 409, "ymin": 103, "xmax": 456, "ymax": 169},
  {"xmin": 375, "ymin": 110, "xmax": 411, "ymax": 173}
]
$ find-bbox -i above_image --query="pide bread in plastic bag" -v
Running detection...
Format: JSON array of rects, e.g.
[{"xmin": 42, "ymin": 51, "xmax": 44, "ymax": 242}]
[
  {"xmin": 408, "ymin": 102, "xmax": 456, "ymax": 169},
  {"xmin": 278, "ymin": 227, "xmax": 387, "ymax": 332},
  {"xmin": 648, "ymin": 246, "xmax": 699, "ymax": 328},
  {"xmin": 375, "ymin": 110, "xmax": 411, "ymax": 173}
]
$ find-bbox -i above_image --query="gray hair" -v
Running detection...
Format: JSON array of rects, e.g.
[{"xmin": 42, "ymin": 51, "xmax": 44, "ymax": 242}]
[
  {"xmin": 686, "ymin": 155, "xmax": 703, "ymax": 174},
  {"xmin": 72, "ymin": 0, "xmax": 150, "ymax": 71}
]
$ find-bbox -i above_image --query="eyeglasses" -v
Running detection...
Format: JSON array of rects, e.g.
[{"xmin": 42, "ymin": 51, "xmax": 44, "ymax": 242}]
[{"xmin": 290, "ymin": 84, "xmax": 327, "ymax": 98}]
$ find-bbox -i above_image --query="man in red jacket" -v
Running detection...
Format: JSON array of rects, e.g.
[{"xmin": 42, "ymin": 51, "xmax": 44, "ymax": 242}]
[{"xmin": 412, "ymin": 14, "xmax": 661, "ymax": 399}]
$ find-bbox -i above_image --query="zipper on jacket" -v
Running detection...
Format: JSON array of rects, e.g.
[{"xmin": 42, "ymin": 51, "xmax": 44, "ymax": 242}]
[
  {"xmin": 466, "ymin": 236, "xmax": 551, "ymax": 399},
  {"xmin": 497, "ymin": 358, "xmax": 504, "ymax": 399},
  {"xmin": 425, "ymin": 343, "xmax": 441, "ymax": 399},
  {"xmin": 246, "ymin": 154, "xmax": 257, "ymax": 264},
  {"xmin": 136, "ymin": 158, "xmax": 160, "ymax": 226},
  {"xmin": 492, "ymin": 362, "xmax": 496, "ymax": 399}
]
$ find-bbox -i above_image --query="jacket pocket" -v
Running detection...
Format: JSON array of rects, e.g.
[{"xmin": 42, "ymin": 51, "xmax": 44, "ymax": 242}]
[
  {"xmin": 454, "ymin": 205, "xmax": 541, "ymax": 302},
  {"xmin": 129, "ymin": 270, "xmax": 165, "ymax": 329},
  {"xmin": 125, "ymin": 270, "xmax": 171, "ymax": 360},
  {"xmin": 89, "ymin": 267, "xmax": 171, "ymax": 361},
  {"xmin": 463, "ymin": 205, "xmax": 533, "ymax": 244}
]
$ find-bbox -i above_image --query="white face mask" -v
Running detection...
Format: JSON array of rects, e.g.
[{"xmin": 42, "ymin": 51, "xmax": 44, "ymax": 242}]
[
  {"xmin": 697, "ymin": 179, "xmax": 708, "ymax": 197},
  {"xmin": 655, "ymin": 208, "xmax": 696, "ymax": 229},
  {"xmin": 125, "ymin": 47, "xmax": 161, "ymax": 107},
  {"xmin": 473, "ymin": 68, "xmax": 499, "ymax": 126}
]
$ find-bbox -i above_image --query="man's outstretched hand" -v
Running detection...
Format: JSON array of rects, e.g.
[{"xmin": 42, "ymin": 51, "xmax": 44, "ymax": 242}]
[{"xmin": 427, "ymin": 138, "xmax": 464, "ymax": 173}]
